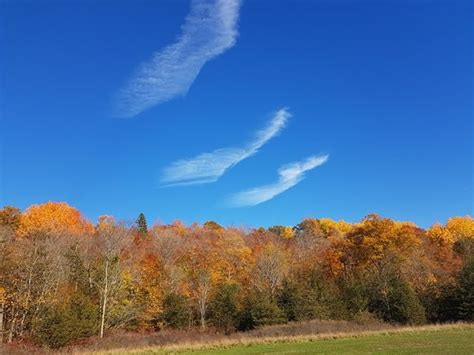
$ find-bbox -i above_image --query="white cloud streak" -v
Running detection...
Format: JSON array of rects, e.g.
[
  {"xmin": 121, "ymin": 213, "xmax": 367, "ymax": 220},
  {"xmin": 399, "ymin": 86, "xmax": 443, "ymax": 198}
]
[
  {"xmin": 161, "ymin": 108, "xmax": 291, "ymax": 186},
  {"xmin": 114, "ymin": 0, "xmax": 241, "ymax": 118},
  {"xmin": 228, "ymin": 154, "xmax": 329, "ymax": 207}
]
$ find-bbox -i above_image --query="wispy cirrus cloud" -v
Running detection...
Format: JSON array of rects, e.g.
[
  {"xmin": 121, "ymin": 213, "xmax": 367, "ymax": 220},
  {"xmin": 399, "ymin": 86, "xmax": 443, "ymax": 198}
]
[
  {"xmin": 161, "ymin": 108, "xmax": 291, "ymax": 186},
  {"xmin": 227, "ymin": 154, "xmax": 329, "ymax": 207},
  {"xmin": 114, "ymin": 0, "xmax": 241, "ymax": 118}
]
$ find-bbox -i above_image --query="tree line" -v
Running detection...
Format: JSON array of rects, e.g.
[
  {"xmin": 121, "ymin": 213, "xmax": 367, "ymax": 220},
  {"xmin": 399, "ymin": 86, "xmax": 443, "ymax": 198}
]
[{"xmin": 0, "ymin": 202, "xmax": 472, "ymax": 348}]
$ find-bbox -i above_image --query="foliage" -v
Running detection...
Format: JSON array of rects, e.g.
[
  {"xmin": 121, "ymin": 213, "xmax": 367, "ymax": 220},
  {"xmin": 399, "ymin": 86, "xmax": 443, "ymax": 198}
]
[
  {"xmin": 268, "ymin": 225, "xmax": 294, "ymax": 239},
  {"xmin": 278, "ymin": 271, "xmax": 344, "ymax": 322},
  {"xmin": 17, "ymin": 202, "xmax": 93, "ymax": 238},
  {"xmin": 0, "ymin": 201, "xmax": 471, "ymax": 347},
  {"xmin": 0, "ymin": 206, "xmax": 22, "ymax": 232},
  {"xmin": 456, "ymin": 259, "xmax": 474, "ymax": 320},
  {"xmin": 203, "ymin": 221, "xmax": 223, "ymax": 231},
  {"xmin": 209, "ymin": 283, "xmax": 240, "ymax": 334},
  {"xmin": 367, "ymin": 272, "xmax": 426, "ymax": 325},
  {"xmin": 432, "ymin": 259, "xmax": 474, "ymax": 322},
  {"xmin": 161, "ymin": 293, "xmax": 190, "ymax": 329},
  {"xmin": 238, "ymin": 290, "xmax": 285, "ymax": 331},
  {"xmin": 33, "ymin": 293, "xmax": 97, "ymax": 348},
  {"xmin": 136, "ymin": 213, "xmax": 148, "ymax": 235}
]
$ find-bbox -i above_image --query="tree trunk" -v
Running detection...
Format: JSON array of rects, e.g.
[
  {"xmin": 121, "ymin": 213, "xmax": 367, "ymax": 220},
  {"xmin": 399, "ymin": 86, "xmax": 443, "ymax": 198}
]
[
  {"xmin": 18, "ymin": 310, "xmax": 27, "ymax": 337},
  {"xmin": 200, "ymin": 305, "xmax": 205, "ymax": 331},
  {"xmin": 8, "ymin": 312, "xmax": 16, "ymax": 343},
  {"xmin": 100, "ymin": 259, "xmax": 109, "ymax": 338},
  {"xmin": 199, "ymin": 288, "xmax": 207, "ymax": 331}
]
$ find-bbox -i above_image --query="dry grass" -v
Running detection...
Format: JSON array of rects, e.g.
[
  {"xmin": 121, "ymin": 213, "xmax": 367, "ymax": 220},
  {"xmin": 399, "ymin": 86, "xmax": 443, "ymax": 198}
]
[
  {"xmin": 82, "ymin": 322, "xmax": 473, "ymax": 355},
  {"xmin": 3, "ymin": 321, "xmax": 471, "ymax": 354}
]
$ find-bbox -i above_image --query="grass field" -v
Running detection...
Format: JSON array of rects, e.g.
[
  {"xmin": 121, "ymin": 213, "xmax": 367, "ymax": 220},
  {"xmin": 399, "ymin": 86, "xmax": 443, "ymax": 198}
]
[{"xmin": 121, "ymin": 325, "xmax": 474, "ymax": 355}]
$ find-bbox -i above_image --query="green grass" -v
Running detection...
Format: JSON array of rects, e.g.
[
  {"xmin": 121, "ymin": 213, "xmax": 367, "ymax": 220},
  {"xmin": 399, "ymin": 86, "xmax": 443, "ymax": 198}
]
[{"xmin": 143, "ymin": 327, "xmax": 474, "ymax": 355}]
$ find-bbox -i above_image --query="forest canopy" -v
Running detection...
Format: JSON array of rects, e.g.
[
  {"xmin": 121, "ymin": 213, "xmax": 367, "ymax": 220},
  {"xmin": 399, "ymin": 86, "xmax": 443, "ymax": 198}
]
[{"xmin": 0, "ymin": 202, "xmax": 472, "ymax": 348}]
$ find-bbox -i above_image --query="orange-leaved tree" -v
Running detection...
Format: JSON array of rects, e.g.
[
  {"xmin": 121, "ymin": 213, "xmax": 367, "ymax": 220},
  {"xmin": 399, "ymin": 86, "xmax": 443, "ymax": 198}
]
[{"xmin": 17, "ymin": 202, "xmax": 93, "ymax": 238}]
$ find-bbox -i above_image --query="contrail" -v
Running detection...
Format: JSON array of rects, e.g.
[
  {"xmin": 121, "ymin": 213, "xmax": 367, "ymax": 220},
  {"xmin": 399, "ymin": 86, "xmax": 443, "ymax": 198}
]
[
  {"xmin": 161, "ymin": 108, "xmax": 291, "ymax": 186},
  {"xmin": 114, "ymin": 0, "xmax": 241, "ymax": 118},
  {"xmin": 228, "ymin": 155, "xmax": 329, "ymax": 206}
]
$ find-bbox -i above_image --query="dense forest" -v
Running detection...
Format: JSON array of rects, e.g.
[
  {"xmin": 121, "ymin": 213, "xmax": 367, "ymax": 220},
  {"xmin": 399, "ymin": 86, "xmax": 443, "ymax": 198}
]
[{"xmin": 0, "ymin": 202, "xmax": 472, "ymax": 348}]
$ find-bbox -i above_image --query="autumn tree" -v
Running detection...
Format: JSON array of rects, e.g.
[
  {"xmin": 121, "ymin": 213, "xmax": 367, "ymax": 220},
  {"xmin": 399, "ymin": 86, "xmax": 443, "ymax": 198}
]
[
  {"xmin": 253, "ymin": 243, "xmax": 287, "ymax": 299},
  {"xmin": 268, "ymin": 225, "xmax": 294, "ymax": 239},
  {"xmin": 17, "ymin": 202, "xmax": 93, "ymax": 238},
  {"xmin": 203, "ymin": 221, "xmax": 223, "ymax": 231},
  {"xmin": 92, "ymin": 218, "xmax": 133, "ymax": 338},
  {"xmin": 0, "ymin": 206, "xmax": 21, "ymax": 232},
  {"xmin": 181, "ymin": 225, "xmax": 251, "ymax": 330},
  {"xmin": 446, "ymin": 216, "xmax": 474, "ymax": 241},
  {"xmin": 0, "ymin": 201, "xmax": 471, "ymax": 345},
  {"xmin": 192, "ymin": 269, "xmax": 211, "ymax": 330},
  {"xmin": 294, "ymin": 218, "xmax": 324, "ymax": 239},
  {"xmin": 1, "ymin": 231, "xmax": 73, "ymax": 342},
  {"xmin": 291, "ymin": 218, "xmax": 330, "ymax": 268},
  {"xmin": 448, "ymin": 216, "xmax": 474, "ymax": 262}
]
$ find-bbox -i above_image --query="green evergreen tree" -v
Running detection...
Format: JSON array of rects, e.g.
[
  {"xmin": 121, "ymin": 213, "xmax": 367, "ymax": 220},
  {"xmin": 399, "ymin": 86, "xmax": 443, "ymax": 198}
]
[
  {"xmin": 209, "ymin": 283, "xmax": 240, "ymax": 334},
  {"xmin": 161, "ymin": 293, "xmax": 190, "ymax": 329},
  {"xmin": 238, "ymin": 290, "xmax": 285, "ymax": 331},
  {"xmin": 456, "ymin": 259, "xmax": 474, "ymax": 321},
  {"xmin": 34, "ymin": 292, "xmax": 98, "ymax": 348},
  {"xmin": 136, "ymin": 213, "xmax": 148, "ymax": 234},
  {"xmin": 278, "ymin": 272, "xmax": 344, "ymax": 322},
  {"xmin": 369, "ymin": 272, "xmax": 426, "ymax": 325}
]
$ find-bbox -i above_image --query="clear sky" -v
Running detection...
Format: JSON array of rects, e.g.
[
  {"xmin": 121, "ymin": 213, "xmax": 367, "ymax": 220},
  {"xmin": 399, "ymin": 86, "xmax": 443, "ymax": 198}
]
[{"xmin": 1, "ymin": 0, "xmax": 472, "ymax": 228}]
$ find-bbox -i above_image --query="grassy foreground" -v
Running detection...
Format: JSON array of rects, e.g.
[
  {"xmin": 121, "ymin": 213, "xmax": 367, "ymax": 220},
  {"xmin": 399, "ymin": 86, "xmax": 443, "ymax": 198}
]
[
  {"xmin": 183, "ymin": 328, "xmax": 473, "ymax": 354},
  {"xmin": 100, "ymin": 324, "xmax": 474, "ymax": 354}
]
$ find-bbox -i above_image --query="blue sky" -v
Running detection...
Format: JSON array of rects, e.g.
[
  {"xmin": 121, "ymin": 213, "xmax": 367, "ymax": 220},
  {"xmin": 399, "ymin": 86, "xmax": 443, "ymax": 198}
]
[{"xmin": 1, "ymin": 0, "xmax": 472, "ymax": 228}]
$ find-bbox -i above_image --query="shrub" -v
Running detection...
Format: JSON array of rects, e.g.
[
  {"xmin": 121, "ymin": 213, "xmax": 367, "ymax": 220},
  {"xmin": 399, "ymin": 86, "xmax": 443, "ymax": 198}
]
[
  {"xmin": 161, "ymin": 293, "xmax": 190, "ymax": 329},
  {"xmin": 34, "ymin": 293, "xmax": 97, "ymax": 348},
  {"xmin": 238, "ymin": 290, "xmax": 285, "ymax": 331},
  {"xmin": 340, "ymin": 273, "xmax": 370, "ymax": 318},
  {"xmin": 369, "ymin": 274, "xmax": 426, "ymax": 325},
  {"xmin": 278, "ymin": 278, "xmax": 332, "ymax": 321},
  {"xmin": 209, "ymin": 283, "xmax": 240, "ymax": 334},
  {"xmin": 456, "ymin": 259, "xmax": 474, "ymax": 321},
  {"xmin": 434, "ymin": 259, "xmax": 474, "ymax": 322}
]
